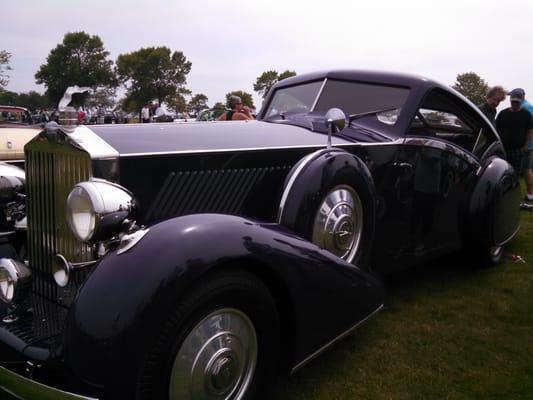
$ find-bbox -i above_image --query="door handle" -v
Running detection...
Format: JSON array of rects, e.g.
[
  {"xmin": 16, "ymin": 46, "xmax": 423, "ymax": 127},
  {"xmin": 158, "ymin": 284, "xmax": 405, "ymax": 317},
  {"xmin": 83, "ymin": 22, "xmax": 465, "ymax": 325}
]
[
  {"xmin": 393, "ymin": 162, "xmax": 413, "ymax": 172},
  {"xmin": 6, "ymin": 141, "xmax": 12, "ymax": 149}
]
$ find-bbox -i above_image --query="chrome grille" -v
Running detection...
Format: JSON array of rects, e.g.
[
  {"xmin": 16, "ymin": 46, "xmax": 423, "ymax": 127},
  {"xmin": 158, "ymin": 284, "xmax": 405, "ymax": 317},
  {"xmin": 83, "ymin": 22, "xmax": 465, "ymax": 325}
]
[{"xmin": 26, "ymin": 138, "xmax": 94, "ymax": 303}]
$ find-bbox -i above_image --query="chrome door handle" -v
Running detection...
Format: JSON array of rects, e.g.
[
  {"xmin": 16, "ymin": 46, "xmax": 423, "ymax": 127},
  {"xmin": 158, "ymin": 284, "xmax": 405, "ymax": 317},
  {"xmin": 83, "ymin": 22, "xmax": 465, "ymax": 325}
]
[
  {"xmin": 6, "ymin": 141, "xmax": 12, "ymax": 149},
  {"xmin": 394, "ymin": 162, "xmax": 413, "ymax": 171}
]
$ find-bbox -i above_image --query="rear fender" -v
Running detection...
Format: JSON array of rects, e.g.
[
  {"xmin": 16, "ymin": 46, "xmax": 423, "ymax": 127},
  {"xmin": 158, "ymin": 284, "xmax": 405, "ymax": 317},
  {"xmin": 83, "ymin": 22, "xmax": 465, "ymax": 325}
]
[{"xmin": 468, "ymin": 156, "xmax": 521, "ymax": 246}]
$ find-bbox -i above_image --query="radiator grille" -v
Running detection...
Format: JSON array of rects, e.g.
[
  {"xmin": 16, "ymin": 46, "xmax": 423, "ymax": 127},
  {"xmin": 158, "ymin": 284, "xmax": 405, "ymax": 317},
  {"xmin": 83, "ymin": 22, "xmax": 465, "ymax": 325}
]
[{"xmin": 26, "ymin": 139, "xmax": 93, "ymax": 303}]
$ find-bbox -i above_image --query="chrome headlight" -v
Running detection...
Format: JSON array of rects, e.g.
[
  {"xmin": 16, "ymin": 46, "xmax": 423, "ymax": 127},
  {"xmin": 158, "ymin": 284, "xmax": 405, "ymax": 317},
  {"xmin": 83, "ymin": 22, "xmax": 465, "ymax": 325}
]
[
  {"xmin": 66, "ymin": 179, "xmax": 136, "ymax": 243},
  {"xmin": 0, "ymin": 163, "xmax": 25, "ymax": 205},
  {"xmin": 0, "ymin": 258, "xmax": 31, "ymax": 304}
]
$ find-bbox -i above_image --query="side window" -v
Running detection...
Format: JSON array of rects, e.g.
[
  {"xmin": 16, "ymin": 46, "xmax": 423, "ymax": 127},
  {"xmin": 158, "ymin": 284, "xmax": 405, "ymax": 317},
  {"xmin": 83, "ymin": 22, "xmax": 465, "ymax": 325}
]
[{"xmin": 408, "ymin": 88, "xmax": 496, "ymax": 157}]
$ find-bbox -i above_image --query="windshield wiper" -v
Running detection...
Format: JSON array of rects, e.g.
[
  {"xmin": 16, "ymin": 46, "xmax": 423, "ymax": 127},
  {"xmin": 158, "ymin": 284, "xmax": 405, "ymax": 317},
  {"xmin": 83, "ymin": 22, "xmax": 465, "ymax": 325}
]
[{"xmin": 348, "ymin": 106, "xmax": 401, "ymax": 123}]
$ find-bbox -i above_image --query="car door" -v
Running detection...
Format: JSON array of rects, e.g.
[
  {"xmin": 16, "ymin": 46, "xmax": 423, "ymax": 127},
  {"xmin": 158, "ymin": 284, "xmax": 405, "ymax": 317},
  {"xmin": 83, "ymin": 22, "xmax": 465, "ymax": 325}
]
[{"xmin": 398, "ymin": 88, "xmax": 485, "ymax": 261}]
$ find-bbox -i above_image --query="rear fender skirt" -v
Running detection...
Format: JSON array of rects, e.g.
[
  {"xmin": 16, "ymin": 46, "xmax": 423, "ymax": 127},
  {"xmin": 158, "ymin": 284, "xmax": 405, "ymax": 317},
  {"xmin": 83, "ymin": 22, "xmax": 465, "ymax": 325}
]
[{"xmin": 467, "ymin": 156, "xmax": 521, "ymax": 246}]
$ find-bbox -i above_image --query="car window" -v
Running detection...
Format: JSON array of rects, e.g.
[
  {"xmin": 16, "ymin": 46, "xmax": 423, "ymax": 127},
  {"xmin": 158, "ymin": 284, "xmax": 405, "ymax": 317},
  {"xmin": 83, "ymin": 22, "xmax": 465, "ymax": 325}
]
[
  {"xmin": 314, "ymin": 80, "xmax": 410, "ymax": 125},
  {"xmin": 264, "ymin": 80, "xmax": 324, "ymax": 118},
  {"xmin": 1, "ymin": 110, "xmax": 25, "ymax": 124},
  {"xmin": 408, "ymin": 88, "xmax": 496, "ymax": 157}
]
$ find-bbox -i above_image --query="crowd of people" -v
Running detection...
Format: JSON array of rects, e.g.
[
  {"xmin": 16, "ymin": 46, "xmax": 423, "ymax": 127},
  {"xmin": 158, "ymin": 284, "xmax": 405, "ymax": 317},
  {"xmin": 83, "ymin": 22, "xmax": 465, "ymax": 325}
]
[{"xmin": 478, "ymin": 86, "xmax": 533, "ymax": 203}]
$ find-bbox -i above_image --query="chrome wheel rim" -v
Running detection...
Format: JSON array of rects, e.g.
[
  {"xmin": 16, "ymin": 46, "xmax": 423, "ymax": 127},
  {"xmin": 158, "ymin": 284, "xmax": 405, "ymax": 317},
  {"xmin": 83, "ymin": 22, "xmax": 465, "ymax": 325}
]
[
  {"xmin": 169, "ymin": 308, "xmax": 257, "ymax": 400},
  {"xmin": 312, "ymin": 185, "xmax": 363, "ymax": 263}
]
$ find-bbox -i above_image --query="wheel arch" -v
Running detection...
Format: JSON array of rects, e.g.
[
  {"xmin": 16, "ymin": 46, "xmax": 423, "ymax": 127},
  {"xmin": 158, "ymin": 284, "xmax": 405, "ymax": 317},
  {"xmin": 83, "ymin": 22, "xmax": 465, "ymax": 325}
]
[{"xmin": 277, "ymin": 147, "xmax": 376, "ymax": 269}]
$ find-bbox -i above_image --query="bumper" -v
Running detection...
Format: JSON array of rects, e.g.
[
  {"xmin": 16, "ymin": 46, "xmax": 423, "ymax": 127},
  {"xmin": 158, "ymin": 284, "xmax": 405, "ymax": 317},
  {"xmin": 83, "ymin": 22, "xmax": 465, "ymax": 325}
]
[{"xmin": 0, "ymin": 364, "xmax": 98, "ymax": 400}]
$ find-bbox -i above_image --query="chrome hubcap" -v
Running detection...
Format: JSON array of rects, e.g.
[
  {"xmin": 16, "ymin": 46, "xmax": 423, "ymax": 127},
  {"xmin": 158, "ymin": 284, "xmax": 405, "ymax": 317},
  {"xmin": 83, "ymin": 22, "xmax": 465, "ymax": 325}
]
[
  {"xmin": 169, "ymin": 308, "xmax": 257, "ymax": 400},
  {"xmin": 312, "ymin": 185, "xmax": 363, "ymax": 263}
]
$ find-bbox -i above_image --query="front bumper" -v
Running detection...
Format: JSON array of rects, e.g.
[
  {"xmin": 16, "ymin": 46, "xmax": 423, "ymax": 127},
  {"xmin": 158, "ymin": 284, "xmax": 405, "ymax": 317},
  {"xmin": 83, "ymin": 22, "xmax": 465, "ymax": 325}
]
[{"xmin": 0, "ymin": 364, "xmax": 98, "ymax": 400}]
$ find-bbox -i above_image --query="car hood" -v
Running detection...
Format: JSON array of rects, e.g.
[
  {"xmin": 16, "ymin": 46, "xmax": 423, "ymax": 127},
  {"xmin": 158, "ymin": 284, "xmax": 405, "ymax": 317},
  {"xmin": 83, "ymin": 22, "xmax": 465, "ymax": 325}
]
[{"xmin": 84, "ymin": 120, "xmax": 352, "ymax": 157}]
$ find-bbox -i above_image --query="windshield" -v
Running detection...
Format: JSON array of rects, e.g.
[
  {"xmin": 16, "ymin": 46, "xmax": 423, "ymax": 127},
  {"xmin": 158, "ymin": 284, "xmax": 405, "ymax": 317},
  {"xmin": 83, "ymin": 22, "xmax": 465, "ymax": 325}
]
[
  {"xmin": 264, "ymin": 80, "xmax": 323, "ymax": 118},
  {"xmin": 315, "ymin": 80, "xmax": 410, "ymax": 125}
]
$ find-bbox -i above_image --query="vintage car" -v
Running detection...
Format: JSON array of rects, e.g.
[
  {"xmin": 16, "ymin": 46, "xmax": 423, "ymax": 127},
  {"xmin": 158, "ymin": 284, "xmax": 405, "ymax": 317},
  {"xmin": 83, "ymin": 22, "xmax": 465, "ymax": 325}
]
[
  {"xmin": 0, "ymin": 106, "xmax": 41, "ymax": 162},
  {"xmin": 0, "ymin": 70, "xmax": 521, "ymax": 399}
]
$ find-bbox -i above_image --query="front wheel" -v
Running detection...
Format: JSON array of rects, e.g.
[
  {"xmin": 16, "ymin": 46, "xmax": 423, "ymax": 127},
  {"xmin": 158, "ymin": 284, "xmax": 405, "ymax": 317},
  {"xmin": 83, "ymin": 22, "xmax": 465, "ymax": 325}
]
[{"xmin": 137, "ymin": 271, "xmax": 279, "ymax": 400}]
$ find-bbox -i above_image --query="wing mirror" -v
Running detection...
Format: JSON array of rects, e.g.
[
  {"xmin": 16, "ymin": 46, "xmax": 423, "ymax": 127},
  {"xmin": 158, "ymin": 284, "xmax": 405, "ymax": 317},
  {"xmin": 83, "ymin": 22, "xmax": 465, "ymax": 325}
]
[{"xmin": 325, "ymin": 108, "xmax": 347, "ymax": 148}]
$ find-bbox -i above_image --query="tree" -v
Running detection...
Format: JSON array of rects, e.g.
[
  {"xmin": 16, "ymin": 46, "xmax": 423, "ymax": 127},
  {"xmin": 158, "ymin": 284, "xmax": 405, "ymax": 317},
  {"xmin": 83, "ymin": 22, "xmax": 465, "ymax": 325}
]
[
  {"xmin": 188, "ymin": 93, "xmax": 208, "ymax": 113},
  {"xmin": 116, "ymin": 46, "xmax": 192, "ymax": 114},
  {"xmin": 167, "ymin": 94, "xmax": 188, "ymax": 114},
  {"xmin": 226, "ymin": 91, "xmax": 254, "ymax": 109},
  {"xmin": 0, "ymin": 50, "xmax": 12, "ymax": 89},
  {"xmin": 0, "ymin": 90, "xmax": 17, "ymax": 106},
  {"xmin": 452, "ymin": 72, "xmax": 489, "ymax": 105},
  {"xmin": 15, "ymin": 91, "xmax": 52, "ymax": 112},
  {"xmin": 35, "ymin": 32, "xmax": 117, "ymax": 105},
  {"xmin": 85, "ymin": 87, "xmax": 116, "ymax": 109},
  {"xmin": 253, "ymin": 69, "xmax": 296, "ymax": 98}
]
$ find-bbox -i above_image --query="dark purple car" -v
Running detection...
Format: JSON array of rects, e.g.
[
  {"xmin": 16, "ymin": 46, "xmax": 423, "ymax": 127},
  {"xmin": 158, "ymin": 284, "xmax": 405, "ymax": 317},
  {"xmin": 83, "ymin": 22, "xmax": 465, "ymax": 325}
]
[{"xmin": 0, "ymin": 70, "xmax": 520, "ymax": 399}]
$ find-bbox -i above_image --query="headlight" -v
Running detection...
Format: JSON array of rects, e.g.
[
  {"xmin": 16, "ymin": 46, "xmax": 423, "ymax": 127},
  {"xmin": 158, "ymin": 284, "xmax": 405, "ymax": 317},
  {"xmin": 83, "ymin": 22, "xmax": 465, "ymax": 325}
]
[
  {"xmin": 0, "ymin": 163, "xmax": 25, "ymax": 205},
  {"xmin": 0, "ymin": 258, "xmax": 31, "ymax": 304},
  {"xmin": 66, "ymin": 179, "xmax": 136, "ymax": 242}
]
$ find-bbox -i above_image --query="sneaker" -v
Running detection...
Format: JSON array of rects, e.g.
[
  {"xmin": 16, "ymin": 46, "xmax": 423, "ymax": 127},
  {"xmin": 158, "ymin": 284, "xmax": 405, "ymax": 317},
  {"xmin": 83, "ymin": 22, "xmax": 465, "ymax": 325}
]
[{"xmin": 524, "ymin": 195, "xmax": 533, "ymax": 203}]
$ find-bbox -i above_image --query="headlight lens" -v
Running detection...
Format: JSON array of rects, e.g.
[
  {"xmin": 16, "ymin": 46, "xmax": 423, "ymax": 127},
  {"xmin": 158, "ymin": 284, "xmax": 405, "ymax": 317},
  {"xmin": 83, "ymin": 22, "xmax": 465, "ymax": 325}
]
[
  {"xmin": 0, "ymin": 267, "xmax": 14, "ymax": 303},
  {"xmin": 66, "ymin": 179, "xmax": 135, "ymax": 243},
  {"xmin": 0, "ymin": 258, "xmax": 31, "ymax": 304},
  {"xmin": 67, "ymin": 185, "xmax": 96, "ymax": 242}
]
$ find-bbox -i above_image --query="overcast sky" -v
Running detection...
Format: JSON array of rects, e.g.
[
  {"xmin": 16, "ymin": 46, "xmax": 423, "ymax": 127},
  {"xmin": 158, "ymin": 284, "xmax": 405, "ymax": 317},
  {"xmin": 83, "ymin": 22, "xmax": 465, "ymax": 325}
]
[{"xmin": 2, "ymin": 0, "xmax": 532, "ymax": 109}]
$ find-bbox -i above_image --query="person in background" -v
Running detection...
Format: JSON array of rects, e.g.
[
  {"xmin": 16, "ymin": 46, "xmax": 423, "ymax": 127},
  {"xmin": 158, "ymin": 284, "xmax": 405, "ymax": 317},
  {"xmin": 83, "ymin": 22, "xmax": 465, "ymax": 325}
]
[
  {"xmin": 496, "ymin": 88, "xmax": 533, "ymax": 177},
  {"xmin": 217, "ymin": 96, "xmax": 254, "ymax": 121},
  {"xmin": 478, "ymin": 86, "xmax": 506, "ymax": 126},
  {"xmin": 141, "ymin": 104, "xmax": 150, "ymax": 123},
  {"xmin": 518, "ymin": 90, "xmax": 533, "ymax": 203}
]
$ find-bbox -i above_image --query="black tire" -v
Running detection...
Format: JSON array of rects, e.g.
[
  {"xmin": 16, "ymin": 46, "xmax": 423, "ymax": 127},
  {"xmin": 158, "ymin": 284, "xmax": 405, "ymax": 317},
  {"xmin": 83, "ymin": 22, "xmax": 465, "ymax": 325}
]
[{"xmin": 136, "ymin": 270, "xmax": 279, "ymax": 400}]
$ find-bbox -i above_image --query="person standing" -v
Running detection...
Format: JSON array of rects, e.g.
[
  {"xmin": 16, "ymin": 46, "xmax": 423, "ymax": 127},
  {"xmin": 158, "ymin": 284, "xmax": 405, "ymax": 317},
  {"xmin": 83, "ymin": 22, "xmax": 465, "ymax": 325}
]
[
  {"xmin": 496, "ymin": 88, "xmax": 533, "ymax": 177},
  {"xmin": 478, "ymin": 86, "xmax": 506, "ymax": 126},
  {"xmin": 141, "ymin": 104, "xmax": 150, "ymax": 123},
  {"xmin": 217, "ymin": 96, "xmax": 254, "ymax": 121},
  {"xmin": 519, "ymin": 90, "xmax": 533, "ymax": 202}
]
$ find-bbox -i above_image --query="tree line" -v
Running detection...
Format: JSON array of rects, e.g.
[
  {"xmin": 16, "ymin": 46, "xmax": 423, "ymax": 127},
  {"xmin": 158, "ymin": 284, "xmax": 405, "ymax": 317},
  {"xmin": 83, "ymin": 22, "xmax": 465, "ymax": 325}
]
[
  {"xmin": 0, "ymin": 31, "xmax": 297, "ymax": 114},
  {"xmin": 0, "ymin": 31, "xmax": 493, "ymax": 114}
]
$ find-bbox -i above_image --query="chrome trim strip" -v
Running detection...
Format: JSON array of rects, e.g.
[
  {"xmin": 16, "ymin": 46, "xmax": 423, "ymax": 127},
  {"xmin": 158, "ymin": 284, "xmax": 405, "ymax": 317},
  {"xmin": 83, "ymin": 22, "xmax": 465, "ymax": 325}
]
[
  {"xmin": 0, "ymin": 365, "xmax": 98, "ymax": 400},
  {"xmin": 291, "ymin": 303, "xmax": 384, "ymax": 374},
  {"xmin": 277, "ymin": 149, "xmax": 331, "ymax": 224},
  {"xmin": 66, "ymin": 125, "xmax": 119, "ymax": 159},
  {"xmin": 117, "ymin": 228, "xmax": 150, "ymax": 255},
  {"xmin": 310, "ymin": 78, "xmax": 327, "ymax": 112},
  {"xmin": 403, "ymin": 136, "xmax": 481, "ymax": 173},
  {"xmin": 499, "ymin": 224, "xmax": 520, "ymax": 246},
  {"xmin": 119, "ymin": 139, "xmax": 403, "ymax": 158}
]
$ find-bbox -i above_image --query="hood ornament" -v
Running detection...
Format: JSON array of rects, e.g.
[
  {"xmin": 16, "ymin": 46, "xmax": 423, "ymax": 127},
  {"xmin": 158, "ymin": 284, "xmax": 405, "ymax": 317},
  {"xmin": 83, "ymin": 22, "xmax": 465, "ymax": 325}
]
[{"xmin": 58, "ymin": 86, "xmax": 92, "ymax": 126}]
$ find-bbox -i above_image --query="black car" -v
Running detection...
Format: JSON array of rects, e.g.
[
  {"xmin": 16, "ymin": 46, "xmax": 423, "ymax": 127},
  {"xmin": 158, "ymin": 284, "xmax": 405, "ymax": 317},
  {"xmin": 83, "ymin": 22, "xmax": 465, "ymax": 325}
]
[{"xmin": 0, "ymin": 70, "xmax": 520, "ymax": 399}]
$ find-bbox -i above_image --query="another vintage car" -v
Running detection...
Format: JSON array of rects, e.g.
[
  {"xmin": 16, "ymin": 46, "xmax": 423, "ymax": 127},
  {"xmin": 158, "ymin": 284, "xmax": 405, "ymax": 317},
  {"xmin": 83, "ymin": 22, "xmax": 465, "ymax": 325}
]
[
  {"xmin": 0, "ymin": 70, "xmax": 521, "ymax": 399},
  {"xmin": 0, "ymin": 106, "xmax": 41, "ymax": 162}
]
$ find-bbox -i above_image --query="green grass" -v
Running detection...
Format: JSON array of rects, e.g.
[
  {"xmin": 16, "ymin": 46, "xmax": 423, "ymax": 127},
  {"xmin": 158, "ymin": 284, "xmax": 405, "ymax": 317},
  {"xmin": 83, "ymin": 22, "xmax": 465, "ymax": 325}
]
[{"xmin": 276, "ymin": 197, "xmax": 533, "ymax": 399}]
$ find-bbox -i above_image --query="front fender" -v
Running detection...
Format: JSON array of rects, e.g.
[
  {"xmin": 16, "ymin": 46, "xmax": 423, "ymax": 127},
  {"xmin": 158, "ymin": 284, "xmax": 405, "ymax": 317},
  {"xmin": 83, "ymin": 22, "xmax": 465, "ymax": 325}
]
[{"xmin": 64, "ymin": 214, "xmax": 383, "ymax": 390}]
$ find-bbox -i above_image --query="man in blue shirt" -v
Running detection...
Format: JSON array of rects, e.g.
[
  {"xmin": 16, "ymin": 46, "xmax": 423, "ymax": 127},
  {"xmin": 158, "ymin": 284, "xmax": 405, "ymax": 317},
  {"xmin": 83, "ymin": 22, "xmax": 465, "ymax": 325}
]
[{"xmin": 518, "ymin": 89, "xmax": 533, "ymax": 202}]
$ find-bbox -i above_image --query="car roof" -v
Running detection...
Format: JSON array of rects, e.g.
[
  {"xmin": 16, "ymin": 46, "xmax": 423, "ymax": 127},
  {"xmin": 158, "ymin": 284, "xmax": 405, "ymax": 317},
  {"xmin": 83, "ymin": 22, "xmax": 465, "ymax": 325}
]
[{"xmin": 273, "ymin": 70, "xmax": 434, "ymax": 90}]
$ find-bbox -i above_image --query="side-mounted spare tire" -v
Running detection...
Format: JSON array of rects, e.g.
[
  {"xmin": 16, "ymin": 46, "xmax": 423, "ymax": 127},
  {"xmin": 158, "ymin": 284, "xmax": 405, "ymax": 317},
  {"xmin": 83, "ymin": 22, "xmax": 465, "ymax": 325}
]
[
  {"xmin": 277, "ymin": 148, "xmax": 376, "ymax": 270},
  {"xmin": 466, "ymin": 156, "xmax": 521, "ymax": 265}
]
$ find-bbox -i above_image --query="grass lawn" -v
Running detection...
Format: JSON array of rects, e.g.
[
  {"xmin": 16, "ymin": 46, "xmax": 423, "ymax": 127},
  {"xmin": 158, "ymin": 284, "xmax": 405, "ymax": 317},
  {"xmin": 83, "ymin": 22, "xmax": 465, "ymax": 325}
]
[{"xmin": 277, "ymin": 199, "xmax": 533, "ymax": 399}]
